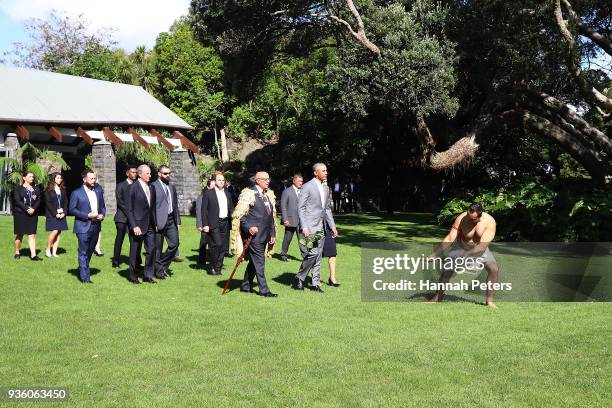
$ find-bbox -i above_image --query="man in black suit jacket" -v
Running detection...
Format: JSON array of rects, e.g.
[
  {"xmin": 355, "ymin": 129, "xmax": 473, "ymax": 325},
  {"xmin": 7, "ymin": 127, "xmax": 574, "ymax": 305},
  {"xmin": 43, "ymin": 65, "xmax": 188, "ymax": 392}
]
[
  {"xmin": 238, "ymin": 171, "xmax": 277, "ymax": 297},
  {"xmin": 126, "ymin": 164, "xmax": 156, "ymax": 284},
  {"xmin": 201, "ymin": 171, "xmax": 234, "ymax": 275},
  {"xmin": 112, "ymin": 165, "xmax": 138, "ymax": 268},
  {"xmin": 151, "ymin": 165, "xmax": 181, "ymax": 279}
]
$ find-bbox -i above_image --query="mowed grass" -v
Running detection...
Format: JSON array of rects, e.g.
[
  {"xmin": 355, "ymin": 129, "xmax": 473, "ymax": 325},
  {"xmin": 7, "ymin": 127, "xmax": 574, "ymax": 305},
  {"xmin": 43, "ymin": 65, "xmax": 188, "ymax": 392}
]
[{"xmin": 0, "ymin": 213, "xmax": 610, "ymax": 407}]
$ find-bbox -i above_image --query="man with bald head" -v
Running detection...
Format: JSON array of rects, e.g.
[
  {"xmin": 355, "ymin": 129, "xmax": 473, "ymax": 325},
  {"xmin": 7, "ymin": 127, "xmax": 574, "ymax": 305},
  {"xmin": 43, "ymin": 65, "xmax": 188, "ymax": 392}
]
[
  {"xmin": 236, "ymin": 171, "xmax": 278, "ymax": 297},
  {"xmin": 293, "ymin": 163, "xmax": 338, "ymax": 292},
  {"xmin": 126, "ymin": 164, "xmax": 157, "ymax": 284}
]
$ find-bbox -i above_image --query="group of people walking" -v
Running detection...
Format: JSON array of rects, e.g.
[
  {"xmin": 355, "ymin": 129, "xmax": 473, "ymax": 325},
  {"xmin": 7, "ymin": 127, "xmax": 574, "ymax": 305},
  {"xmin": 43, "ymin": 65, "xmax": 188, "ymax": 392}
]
[{"xmin": 11, "ymin": 162, "xmax": 340, "ymax": 296}]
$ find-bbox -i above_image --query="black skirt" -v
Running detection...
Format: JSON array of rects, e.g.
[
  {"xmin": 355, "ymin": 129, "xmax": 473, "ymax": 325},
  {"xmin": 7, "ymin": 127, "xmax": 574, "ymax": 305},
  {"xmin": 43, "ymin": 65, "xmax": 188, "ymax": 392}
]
[
  {"xmin": 14, "ymin": 213, "xmax": 38, "ymax": 235},
  {"xmin": 322, "ymin": 232, "xmax": 337, "ymax": 258},
  {"xmin": 45, "ymin": 216, "xmax": 68, "ymax": 232}
]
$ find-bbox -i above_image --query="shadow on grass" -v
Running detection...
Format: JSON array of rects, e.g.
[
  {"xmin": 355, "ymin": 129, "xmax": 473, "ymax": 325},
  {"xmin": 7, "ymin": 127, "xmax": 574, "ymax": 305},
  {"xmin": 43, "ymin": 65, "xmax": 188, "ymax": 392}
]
[
  {"xmin": 333, "ymin": 212, "xmax": 444, "ymax": 247},
  {"xmin": 67, "ymin": 268, "xmax": 101, "ymax": 281},
  {"xmin": 407, "ymin": 292, "xmax": 480, "ymax": 304},
  {"xmin": 271, "ymin": 253, "xmax": 301, "ymax": 262},
  {"xmin": 216, "ymin": 278, "xmax": 243, "ymax": 293}
]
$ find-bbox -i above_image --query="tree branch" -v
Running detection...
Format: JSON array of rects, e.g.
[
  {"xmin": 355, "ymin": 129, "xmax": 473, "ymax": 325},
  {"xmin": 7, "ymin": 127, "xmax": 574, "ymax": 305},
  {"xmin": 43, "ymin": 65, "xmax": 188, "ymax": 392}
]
[
  {"xmin": 555, "ymin": 0, "xmax": 612, "ymax": 112},
  {"xmin": 561, "ymin": 0, "xmax": 612, "ymax": 56},
  {"xmin": 328, "ymin": 0, "xmax": 380, "ymax": 56}
]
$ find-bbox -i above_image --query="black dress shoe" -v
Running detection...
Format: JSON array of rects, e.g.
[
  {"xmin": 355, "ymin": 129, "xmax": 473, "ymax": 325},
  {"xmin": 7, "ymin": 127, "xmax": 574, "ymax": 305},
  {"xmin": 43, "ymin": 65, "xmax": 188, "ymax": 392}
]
[
  {"xmin": 172, "ymin": 256, "xmax": 183, "ymax": 263},
  {"xmin": 30, "ymin": 256, "xmax": 43, "ymax": 261},
  {"xmin": 112, "ymin": 260, "xmax": 119, "ymax": 268},
  {"xmin": 14, "ymin": 254, "xmax": 20, "ymax": 260},
  {"xmin": 94, "ymin": 250, "xmax": 104, "ymax": 257},
  {"xmin": 293, "ymin": 277, "xmax": 304, "ymax": 290},
  {"xmin": 259, "ymin": 292, "xmax": 278, "ymax": 297},
  {"xmin": 309, "ymin": 285, "xmax": 324, "ymax": 293},
  {"xmin": 155, "ymin": 274, "xmax": 166, "ymax": 280},
  {"xmin": 280, "ymin": 255, "xmax": 288, "ymax": 262},
  {"xmin": 327, "ymin": 279, "xmax": 340, "ymax": 287},
  {"xmin": 143, "ymin": 278, "xmax": 157, "ymax": 284},
  {"xmin": 129, "ymin": 278, "xmax": 141, "ymax": 284},
  {"xmin": 207, "ymin": 268, "xmax": 218, "ymax": 276},
  {"xmin": 82, "ymin": 280, "xmax": 93, "ymax": 284},
  {"xmin": 240, "ymin": 288, "xmax": 255, "ymax": 294}
]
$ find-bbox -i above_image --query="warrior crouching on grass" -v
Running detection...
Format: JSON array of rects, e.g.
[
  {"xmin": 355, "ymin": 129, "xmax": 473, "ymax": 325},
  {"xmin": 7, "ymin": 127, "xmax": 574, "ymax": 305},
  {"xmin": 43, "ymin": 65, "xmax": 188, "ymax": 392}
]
[{"xmin": 427, "ymin": 202, "xmax": 499, "ymax": 308}]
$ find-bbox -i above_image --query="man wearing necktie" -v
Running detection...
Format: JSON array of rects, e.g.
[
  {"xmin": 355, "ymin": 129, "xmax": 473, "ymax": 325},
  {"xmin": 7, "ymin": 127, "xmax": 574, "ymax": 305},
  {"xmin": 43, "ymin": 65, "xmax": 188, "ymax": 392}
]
[
  {"xmin": 126, "ymin": 164, "xmax": 157, "ymax": 284},
  {"xmin": 293, "ymin": 163, "xmax": 338, "ymax": 292},
  {"xmin": 280, "ymin": 174, "xmax": 305, "ymax": 261},
  {"xmin": 237, "ymin": 171, "xmax": 278, "ymax": 297},
  {"xmin": 151, "ymin": 165, "xmax": 181, "ymax": 279}
]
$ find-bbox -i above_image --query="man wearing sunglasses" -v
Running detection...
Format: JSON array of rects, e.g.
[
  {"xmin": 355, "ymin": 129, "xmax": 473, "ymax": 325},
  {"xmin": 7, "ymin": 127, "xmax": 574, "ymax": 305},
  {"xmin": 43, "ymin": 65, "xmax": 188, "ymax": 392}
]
[{"xmin": 151, "ymin": 165, "xmax": 181, "ymax": 280}]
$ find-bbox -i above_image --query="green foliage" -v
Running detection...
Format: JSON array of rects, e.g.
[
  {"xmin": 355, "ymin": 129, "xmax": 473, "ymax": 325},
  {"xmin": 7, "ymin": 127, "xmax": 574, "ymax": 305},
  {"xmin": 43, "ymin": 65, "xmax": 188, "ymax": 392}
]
[
  {"xmin": 196, "ymin": 158, "xmax": 221, "ymax": 188},
  {"xmin": 114, "ymin": 142, "xmax": 170, "ymax": 170},
  {"xmin": 437, "ymin": 179, "xmax": 612, "ymax": 241},
  {"xmin": 0, "ymin": 143, "xmax": 69, "ymax": 190},
  {"xmin": 329, "ymin": 1, "xmax": 458, "ymax": 119},
  {"xmin": 154, "ymin": 18, "xmax": 227, "ymax": 141},
  {"xmin": 298, "ymin": 231, "xmax": 324, "ymax": 249}
]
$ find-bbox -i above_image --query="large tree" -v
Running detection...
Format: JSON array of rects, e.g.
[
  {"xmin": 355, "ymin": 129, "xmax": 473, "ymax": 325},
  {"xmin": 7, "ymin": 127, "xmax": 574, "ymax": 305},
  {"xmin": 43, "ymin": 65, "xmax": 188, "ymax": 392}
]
[{"xmin": 191, "ymin": 0, "xmax": 611, "ymax": 183}]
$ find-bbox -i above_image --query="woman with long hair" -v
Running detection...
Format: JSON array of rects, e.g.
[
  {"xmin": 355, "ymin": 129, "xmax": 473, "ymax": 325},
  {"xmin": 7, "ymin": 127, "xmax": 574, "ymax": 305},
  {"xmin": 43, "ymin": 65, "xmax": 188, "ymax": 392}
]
[
  {"xmin": 12, "ymin": 170, "xmax": 42, "ymax": 260},
  {"xmin": 44, "ymin": 172, "xmax": 69, "ymax": 257}
]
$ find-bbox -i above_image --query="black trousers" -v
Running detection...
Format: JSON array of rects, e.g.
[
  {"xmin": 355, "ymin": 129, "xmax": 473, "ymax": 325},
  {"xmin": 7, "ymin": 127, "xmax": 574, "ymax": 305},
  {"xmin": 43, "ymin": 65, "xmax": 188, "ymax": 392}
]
[
  {"xmin": 241, "ymin": 240, "xmax": 270, "ymax": 294},
  {"xmin": 129, "ymin": 225, "xmax": 155, "ymax": 281},
  {"xmin": 208, "ymin": 218, "xmax": 229, "ymax": 272},
  {"xmin": 155, "ymin": 213, "xmax": 179, "ymax": 276},
  {"xmin": 113, "ymin": 222, "xmax": 143, "ymax": 265},
  {"xmin": 332, "ymin": 192, "xmax": 342, "ymax": 213},
  {"xmin": 198, "ymin": 232, "xmax": 209, "ymax": 265}
]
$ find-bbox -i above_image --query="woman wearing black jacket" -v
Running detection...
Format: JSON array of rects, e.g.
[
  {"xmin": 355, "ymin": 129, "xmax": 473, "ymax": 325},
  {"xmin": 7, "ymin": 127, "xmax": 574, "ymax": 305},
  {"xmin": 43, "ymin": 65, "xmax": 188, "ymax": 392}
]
[
  {"xmin": 44, "ymin": 173, "xmax": 69, "ymax": 258},
  {"xmin": 12, "ymin": 170, "xmax": 42, "ymax": 260}
]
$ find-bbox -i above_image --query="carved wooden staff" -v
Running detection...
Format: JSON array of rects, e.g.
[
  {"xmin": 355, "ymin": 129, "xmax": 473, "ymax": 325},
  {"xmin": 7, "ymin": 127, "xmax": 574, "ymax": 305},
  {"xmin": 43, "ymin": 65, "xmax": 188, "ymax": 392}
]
[{"xmin": 222, "ymin": 235, "xmax": 254, "ymax": 295}]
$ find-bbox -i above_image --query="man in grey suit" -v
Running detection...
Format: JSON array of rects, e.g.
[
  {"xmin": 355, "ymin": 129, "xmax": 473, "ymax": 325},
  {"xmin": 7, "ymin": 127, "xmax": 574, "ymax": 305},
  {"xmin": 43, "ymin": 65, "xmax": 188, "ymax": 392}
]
[
  {"xmin": 279, "ymin": 174, "xmax": 305, "ymax": 261},
  {"xmin": 151, "ymin": 165, "xmax": 181, "ymax": 279},
  {"xmin": 293, "ymin": 163, "xmax": 338, "ymax": 292}
]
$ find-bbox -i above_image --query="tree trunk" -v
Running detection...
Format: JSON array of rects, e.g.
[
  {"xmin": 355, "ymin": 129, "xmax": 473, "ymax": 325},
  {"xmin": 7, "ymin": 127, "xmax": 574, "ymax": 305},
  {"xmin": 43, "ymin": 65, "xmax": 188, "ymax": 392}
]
[{"xmin": 220, "ymin": 127, "xmax": 229, "ymax": 163}]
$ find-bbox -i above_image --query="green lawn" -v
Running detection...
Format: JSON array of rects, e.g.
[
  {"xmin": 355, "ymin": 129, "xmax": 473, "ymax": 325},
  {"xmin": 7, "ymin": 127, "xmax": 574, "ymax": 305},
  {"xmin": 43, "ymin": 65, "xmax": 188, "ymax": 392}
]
[{"xmin": 0, "ymin": 213, "xmax": 610, "ymax": 407}]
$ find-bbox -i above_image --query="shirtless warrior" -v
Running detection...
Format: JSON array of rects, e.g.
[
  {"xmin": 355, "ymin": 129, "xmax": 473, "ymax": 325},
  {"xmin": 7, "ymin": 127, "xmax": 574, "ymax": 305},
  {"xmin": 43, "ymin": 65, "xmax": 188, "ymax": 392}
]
[{"xmin": 428, "ymin": 202, "xmax": 499, "ymax": 308}]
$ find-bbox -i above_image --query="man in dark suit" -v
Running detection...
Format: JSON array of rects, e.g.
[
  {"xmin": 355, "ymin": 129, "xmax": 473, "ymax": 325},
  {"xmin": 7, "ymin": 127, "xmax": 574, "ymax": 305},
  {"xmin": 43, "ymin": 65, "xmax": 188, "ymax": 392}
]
[
  {"xmin": 201, "ymin": 171, "xmax": 234, "ymax": 275},
  {"xmin": 195, "ymin": 179, "xmax": 216, "ymax": 268},
  {"xmin": 112, "ymin": 165, "xmax": 138, "ymax": 268},
  {"xmin": 238, "ymin": 171, "xmax": 277, "ymax": 297},
  {"xmin": 69, "ymin": 169, "xmax": 106, "ymax": 283},
  {"xmin": 280, "ymin": 174, "xmax": 305, "ymax": 261},
  {"xmin": 126, "ymin": 164, "xmax": 156, "ymax": 284},
  {"xmin": 151, "ymin": 165, "xmax": 181, "ymax": 279}
]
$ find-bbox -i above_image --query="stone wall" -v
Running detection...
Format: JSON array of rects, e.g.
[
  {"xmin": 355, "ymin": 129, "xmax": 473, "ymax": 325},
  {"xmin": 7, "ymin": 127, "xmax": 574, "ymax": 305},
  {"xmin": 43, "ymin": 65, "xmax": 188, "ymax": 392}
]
[
  {"xmin": 170, "ymin": 148, "xmax": 200, "ymax": 215},
  {"xmin": 92, "ymin": 141, "xmax": 117, "ymax": 215}
]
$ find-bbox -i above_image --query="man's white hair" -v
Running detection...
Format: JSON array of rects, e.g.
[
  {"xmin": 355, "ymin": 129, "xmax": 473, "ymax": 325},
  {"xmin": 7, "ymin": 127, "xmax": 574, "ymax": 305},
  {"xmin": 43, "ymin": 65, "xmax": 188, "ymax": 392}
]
[
  {"xmin": 312, "ymin": 163, "xmax": 326, "ymax": 173},
  {"xmin": 137, "ymin": 164, "xmax": 150, "ymax": 174}
]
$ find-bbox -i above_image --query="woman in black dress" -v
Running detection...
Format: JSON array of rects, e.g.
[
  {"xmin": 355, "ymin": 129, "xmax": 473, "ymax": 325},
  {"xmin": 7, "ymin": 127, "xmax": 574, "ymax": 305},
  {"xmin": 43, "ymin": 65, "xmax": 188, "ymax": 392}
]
[
  {"xmin": 12, "ymin": 170, "xmax": 42, "ymax": 260},
  {"xmin": 323, "ymin": 185, "xmax": 339, "ymax": 286},
  {"xmin": 44, "ymin": 173, "xmax": 68, "ymax": 257}
]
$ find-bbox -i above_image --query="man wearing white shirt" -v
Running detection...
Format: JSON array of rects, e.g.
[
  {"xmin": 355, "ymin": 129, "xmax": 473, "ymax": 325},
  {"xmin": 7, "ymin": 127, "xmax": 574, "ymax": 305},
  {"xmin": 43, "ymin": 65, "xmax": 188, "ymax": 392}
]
[
  {"xmin": 201, "ymin": 171, "xmax": 234, "ymax": 275},
  {"xmin": 68, "ymin": 169, "xmax": 106, "ymax": 283},
  {"xmin": 293, "ymin": 163, "xmax": 338, "ymax": 292}
]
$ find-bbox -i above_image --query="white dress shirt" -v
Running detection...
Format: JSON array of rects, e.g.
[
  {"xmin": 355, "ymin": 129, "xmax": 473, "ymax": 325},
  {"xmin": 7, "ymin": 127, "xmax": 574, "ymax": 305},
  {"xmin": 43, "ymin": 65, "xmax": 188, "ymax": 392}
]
[
  {"xmin": 293, "ymin": 185, "xmax": 300, "ymax": 197},
  {"xmin": 314, "ymin": 178, "xmax": 325, "ymax": 207},
  {"xmin": 84, "ymin": 185, "xmax": 98, "ymax": 214},
  {"xmin": 216, "ymin": 187, "xmax": 228, "ymax": 218},
  {"xmin": 138, "ymin": 179, "xmax": 150, "ymax": 206}
]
